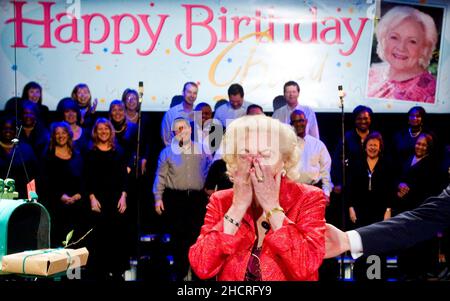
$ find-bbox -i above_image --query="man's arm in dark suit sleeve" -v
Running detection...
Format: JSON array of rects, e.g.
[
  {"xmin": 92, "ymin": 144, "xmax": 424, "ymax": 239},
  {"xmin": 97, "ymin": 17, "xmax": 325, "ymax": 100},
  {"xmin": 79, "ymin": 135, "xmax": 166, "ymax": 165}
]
[{"xmin": 356, "ymin": 185, "xmax": 450, "ymax": 255}]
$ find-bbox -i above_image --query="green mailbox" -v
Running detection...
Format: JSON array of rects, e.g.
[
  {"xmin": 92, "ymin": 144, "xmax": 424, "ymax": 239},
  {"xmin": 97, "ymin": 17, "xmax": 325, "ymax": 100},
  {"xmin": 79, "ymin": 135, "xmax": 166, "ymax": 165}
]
[{"xmin": 0, "ymin": 199, "xmax": 51, "ymax": 265}]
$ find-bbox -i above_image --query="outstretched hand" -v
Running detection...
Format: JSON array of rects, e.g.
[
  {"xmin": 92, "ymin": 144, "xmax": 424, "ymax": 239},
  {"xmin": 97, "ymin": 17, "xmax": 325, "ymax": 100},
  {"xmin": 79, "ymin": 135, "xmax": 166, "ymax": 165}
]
[
  {"xmin": 325, "ymin": 223, "xmax": 350, "ymax": 259},
  {"xmin": 117, "ymin": 194, "xmax": 127, "ymax": 214}
]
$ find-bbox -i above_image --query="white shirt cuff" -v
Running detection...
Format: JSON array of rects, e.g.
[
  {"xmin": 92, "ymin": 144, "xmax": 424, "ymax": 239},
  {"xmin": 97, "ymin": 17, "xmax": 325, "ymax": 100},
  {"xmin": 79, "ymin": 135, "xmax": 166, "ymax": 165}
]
[{"xmin": 347, "ymin": 230, "xmax": 364, "ymax": 259}]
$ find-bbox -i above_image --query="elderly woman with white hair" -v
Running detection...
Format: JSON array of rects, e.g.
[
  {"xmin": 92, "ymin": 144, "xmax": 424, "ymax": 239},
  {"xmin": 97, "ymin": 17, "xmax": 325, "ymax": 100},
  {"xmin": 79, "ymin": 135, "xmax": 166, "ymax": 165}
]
[
  {"xmin": 367, "ymin": 5, "xmax": 438, "ymax": 103},
  {"xmin": 189, "ymin": 115, "xmax": 326, "ymax": 281}
]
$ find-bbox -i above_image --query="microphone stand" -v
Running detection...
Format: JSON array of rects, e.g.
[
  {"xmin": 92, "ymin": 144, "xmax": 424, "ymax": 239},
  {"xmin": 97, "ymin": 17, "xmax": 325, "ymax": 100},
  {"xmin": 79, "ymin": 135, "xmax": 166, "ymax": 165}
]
[
  {"xmin": 136, "ymin": 95, "xmax": 143, "ymax": 181},
  {"xmin": 339, "ymin": 91, "xmax": 347, "ymax": 280},
  {"xmin": 134, "ymin": 89, "xmax": 144, "ymax": 270}
]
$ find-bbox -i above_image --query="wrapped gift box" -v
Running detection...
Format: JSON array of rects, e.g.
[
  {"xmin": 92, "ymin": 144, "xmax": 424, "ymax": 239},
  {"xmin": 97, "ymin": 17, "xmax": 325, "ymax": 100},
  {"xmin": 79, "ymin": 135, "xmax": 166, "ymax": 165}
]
[{"xmin": 1, "ymin": 247, "xmax": 89, "ymax": 276}]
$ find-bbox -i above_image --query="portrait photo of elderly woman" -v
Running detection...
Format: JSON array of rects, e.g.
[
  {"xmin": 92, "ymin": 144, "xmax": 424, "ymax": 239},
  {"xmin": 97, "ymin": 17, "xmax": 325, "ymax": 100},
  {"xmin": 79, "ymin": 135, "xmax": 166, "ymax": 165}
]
[{"xmin": 367, "ymin": 5, "xmax": 442, "ymax": 104}]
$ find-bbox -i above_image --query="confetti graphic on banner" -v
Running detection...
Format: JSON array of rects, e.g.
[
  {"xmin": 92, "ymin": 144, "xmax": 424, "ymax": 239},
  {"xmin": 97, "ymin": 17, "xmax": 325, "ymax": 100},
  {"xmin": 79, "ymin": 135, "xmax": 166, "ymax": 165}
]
[{"xmin": 96, "ymin": 65, "xmax": 102, "ymax": 71}]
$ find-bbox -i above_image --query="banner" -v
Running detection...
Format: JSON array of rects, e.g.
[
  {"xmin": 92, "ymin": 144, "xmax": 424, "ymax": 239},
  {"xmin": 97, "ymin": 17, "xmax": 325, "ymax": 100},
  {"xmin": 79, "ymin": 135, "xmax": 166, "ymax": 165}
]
[{"xmin": 1, "ymin": 0, "xmax": 449, "ymax": 113}]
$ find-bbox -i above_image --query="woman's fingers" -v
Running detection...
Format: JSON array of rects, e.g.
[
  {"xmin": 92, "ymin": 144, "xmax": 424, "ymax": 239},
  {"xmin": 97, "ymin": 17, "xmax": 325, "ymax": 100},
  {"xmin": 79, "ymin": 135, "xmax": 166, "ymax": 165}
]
[
  {"xmin": 275, "ymin": 169, "xmax": 282, "ymax": 188},
  {"xmin": 249, "ymin": 168, "xmax": 259, "ymax": 185},
  {"xmin": 253, "ymin": 159, "xmax": 264, "ymax": 181},
  {"xmin": 253, "ymin": 158, "xmax": 278, "ymax": 183}
]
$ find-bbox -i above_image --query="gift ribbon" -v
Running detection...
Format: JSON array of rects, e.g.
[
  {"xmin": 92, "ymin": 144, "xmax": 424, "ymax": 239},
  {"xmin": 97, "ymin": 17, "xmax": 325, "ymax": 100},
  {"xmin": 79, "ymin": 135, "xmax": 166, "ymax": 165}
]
[{"xmin": 21, "ymin": 248, "xmax": 72, "ymax": 274}]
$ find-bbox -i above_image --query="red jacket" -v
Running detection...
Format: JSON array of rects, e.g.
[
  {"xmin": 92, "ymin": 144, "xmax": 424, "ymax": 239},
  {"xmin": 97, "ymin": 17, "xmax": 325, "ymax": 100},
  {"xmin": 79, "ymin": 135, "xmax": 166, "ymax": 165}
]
[{"xmin": 189, "ymin": 178, "xmax": 326, "ymax": 281}]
